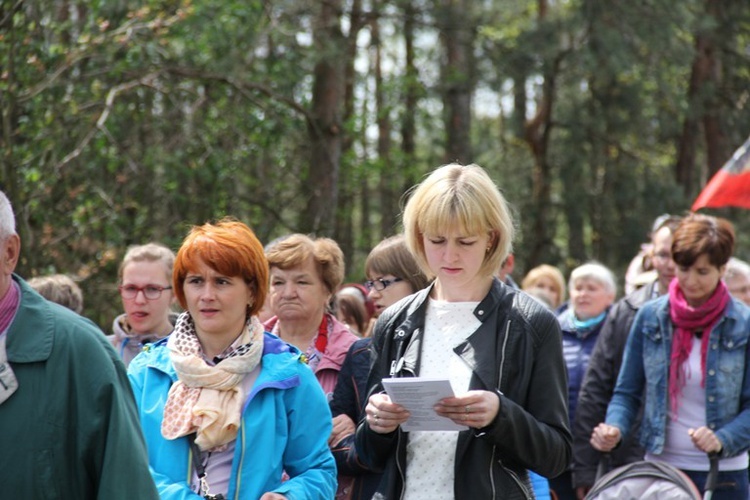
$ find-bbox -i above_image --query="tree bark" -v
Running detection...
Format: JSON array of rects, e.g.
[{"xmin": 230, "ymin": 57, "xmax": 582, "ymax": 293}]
[
  {"xmin": 335, "ymin": 0, "xmax": 366, "ymax": 272},
  {"xmin": 675, "ymin": 0, "xmax": 724, "ymax": 195},
  {"xmin": 521, "ymin": 0, "xmax": 560, "ymax": 268},
  {"xmin": 302, "ymin": 0, "xmax": 345, "ymax": 236},
  {"xmin": 400, "ymin": 0, "xmax": 419, "ymax": 192},
  {"xmin": 438, "ymin": 0, "xmax": 474, "ymax": 164}
]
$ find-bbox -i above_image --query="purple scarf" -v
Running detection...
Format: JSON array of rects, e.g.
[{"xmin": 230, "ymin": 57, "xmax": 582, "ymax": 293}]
[{"xmin": 668, "ymin": 278, "xmax": 729, "ymax": 415}]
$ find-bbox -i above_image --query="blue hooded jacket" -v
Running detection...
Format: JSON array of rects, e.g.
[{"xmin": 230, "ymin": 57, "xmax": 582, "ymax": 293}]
[{"xmin": 128, "ymin": 332, "xmax": 337, "ymax": 499}]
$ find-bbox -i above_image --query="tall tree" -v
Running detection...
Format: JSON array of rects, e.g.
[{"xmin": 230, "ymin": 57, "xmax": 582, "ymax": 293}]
[
  {"xmin": 302, "ymin": 0, "xmax": 346, "ymax": 235},
  {"xmin": 437, "ymin": 0, "xmax": 475, "ymax": 163}
]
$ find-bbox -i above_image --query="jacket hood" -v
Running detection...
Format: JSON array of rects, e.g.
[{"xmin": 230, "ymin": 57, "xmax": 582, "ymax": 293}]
[{"xmin": 111, "ymin": 311, "xmax": 178, "ymax": 343}]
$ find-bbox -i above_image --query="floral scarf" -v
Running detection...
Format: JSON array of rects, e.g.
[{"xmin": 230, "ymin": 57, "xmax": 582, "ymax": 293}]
[
  {"xmin": 161, "ymin": 312, "xmax": 264, "ymax": 451},
  {"xmin": 668, "ymin": 279, "xmax": 729, "ymax": 415}
]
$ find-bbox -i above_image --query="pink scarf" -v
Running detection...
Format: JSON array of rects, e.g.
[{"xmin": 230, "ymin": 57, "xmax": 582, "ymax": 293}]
[{"xmin": 668, "ymin": 278, "xmax": 729, "ymax": 415}]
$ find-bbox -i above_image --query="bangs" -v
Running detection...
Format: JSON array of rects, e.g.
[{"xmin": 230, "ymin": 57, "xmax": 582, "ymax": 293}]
[
  {"xmin": 417, "ymin": 191, "xmax": 489, "ymax": 237},
  {"xmin": 182, "ymin": 236, "xmax": 246, "ymax": 279}
]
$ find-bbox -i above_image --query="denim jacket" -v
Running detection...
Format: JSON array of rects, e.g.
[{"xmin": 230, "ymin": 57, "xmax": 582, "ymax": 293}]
[{"xmin": 606, "ymin": 294, "xmax": 750, "ymax": 458}]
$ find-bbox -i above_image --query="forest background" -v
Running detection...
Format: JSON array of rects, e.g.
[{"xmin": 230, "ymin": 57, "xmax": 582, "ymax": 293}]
[{"xmin": 2, "ymin": 0, "xmax": 750, "ymax": 331}]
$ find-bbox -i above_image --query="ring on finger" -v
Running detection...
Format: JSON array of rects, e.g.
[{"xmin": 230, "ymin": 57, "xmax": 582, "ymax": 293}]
[{"xmin": 465, "ymin": 405, "xmax": 470, "ymax": 414}]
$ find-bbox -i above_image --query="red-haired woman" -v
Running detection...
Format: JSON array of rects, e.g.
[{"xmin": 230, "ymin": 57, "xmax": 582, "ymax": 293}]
[
  {"xmin": 592, "ymin": 214, "xmax": 750, "ymax": 499},
  {"xmin": 128, "ymin": 219, "xmax": 336, "ymax": 500}
]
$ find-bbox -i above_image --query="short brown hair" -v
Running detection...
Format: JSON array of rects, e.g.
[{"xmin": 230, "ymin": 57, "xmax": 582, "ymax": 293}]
[
  {"xmin": 671, "ymin": 214, "xmax": 734, "ymax": 268},
  {"xmin": 173, "ymin": 218, "xmax": 268, "ymax": 316},
  {"xmin": 28, "ymin": 274, "xmax": 84, "ymax": 314},
  {"xmin": 335, "ymin": 292, "xmax": 367, "ymax": 335},
  {"xmin": 265, "ymin": 234, "xmax": 345, "ymax": 295},
  {"xmin": 365, "ymin": 235, "xmax": 430, "ymax": 293}
]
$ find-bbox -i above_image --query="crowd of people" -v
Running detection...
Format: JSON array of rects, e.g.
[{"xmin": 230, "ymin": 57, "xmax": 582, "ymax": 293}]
[{"xmin": 5, "ymin": 162, "xmax": 750, "ymax": 499}]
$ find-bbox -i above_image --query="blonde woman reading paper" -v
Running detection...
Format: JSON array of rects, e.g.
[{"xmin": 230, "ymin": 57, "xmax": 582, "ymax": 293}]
[{"xmin": 355, "ymin": 164, "xmax": 571, "ymax": 499}]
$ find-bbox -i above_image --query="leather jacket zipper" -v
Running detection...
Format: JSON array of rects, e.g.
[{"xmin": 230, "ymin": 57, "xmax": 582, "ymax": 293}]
[
  {"xmin": 498, "ymin": 320, "xmax": 510, "ymax": 389},
  {"xmin": 390, "ymin": 328, "xmax": 408, "ymax": 377},
  {"xmin": 498, "ymin": 458, "xmax": 532, "ymax": 499}
]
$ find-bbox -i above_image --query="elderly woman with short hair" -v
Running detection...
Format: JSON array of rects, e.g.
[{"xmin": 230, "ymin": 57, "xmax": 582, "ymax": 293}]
[
  {"xmin": 264, "ymin": 234, "xmax": 358, "ymax": 399},
  {"xmin": 551, "ymin": 262, "xmax": 616, "ymax": 499}
]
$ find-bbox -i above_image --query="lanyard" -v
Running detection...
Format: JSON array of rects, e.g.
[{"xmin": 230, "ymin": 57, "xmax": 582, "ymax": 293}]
[{"xmin": 189, "ymin": 434, "xmax": 225, "ymax": 500}]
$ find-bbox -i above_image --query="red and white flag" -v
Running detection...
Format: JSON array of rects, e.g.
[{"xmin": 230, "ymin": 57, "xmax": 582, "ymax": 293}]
[{"xmin": 692, "ymin": 136, "xmax": 750, "ymax": 211}]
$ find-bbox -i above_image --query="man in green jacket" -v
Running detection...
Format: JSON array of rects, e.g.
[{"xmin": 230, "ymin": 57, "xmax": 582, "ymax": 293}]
[{"xmin": 0, "ymin": 190, "xmax": 158, "ymax": 499}]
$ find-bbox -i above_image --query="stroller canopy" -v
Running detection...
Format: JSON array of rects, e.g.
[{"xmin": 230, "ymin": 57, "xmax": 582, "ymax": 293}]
[{"xmin": 585, "ymin": 460, "xmax": 702, "ymax": 500}]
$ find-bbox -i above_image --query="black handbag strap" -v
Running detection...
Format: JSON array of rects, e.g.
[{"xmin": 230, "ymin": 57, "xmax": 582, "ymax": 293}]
[
  {"xmin": 188, "ymin": 434, "xmax": 224, "ymax": 500},
  {"xmin": 189, "ymin": 433, "xmax": 206, "ymax": 479}
]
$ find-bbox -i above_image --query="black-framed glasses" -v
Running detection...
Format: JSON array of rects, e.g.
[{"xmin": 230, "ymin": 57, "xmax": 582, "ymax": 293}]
[
  {"xmin": 365, "ymin": 277, "xmax": 403, "ymax": 292},
  {"xmin": 118, "ymin": 284, "xmax": 172, "ymax": 300}
]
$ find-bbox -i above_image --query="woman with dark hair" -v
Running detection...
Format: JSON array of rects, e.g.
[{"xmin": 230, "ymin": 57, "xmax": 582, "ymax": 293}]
[
  {"xmin": 128, "ymin": 219, "xmax": 336, "ymax": 499},
  {"xmin": 335, "ymin": 291, "xmax": 368, "ymax": 336},
  {"xmin": 362, "ymin": 235, "xmax": 432, "ymax": 338},
  {"xmin": 329, "ymin": 234, "xmax": 430, "ymax": 500},
  {"xmin": 592, "ymin": 214, "xmax": 750, "ymax": 499}
]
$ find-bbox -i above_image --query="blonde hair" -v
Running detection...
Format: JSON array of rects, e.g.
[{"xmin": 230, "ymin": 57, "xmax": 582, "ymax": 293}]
[
  {"xmin": 725, "ymin": 257, "xmax": 750, "ymax": 281},
  {"xmin": 403, "ymin": 163, "xmax": 514, "ymax": 280},
  {"xmin": 521, "ymin": 264, "xmax": 567, "ymax": 309},
  {"xmin": 118, "ymin": 243, "xmax": 175, "ymax": 284}
]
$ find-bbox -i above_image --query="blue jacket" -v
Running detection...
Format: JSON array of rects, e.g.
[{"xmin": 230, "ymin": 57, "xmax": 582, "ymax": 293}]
[
  {"xmin": 606, "ymin": 294, "xmax": 750, "ymax": 458},
  {"xmin": 128, "ymin": 332, "xmax": 337, "ymax": 500},
  {"xmin": 558, "ymin": 307, "xmax": 608, "ymax": 426}
]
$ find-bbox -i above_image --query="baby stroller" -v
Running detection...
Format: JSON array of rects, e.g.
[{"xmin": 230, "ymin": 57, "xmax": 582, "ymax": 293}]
[{"xmin": 585, "ymin": 454, "xmax": 719, "ymax": 500}]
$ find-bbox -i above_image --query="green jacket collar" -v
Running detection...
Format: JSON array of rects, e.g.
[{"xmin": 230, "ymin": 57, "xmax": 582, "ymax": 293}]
[{"xmin": 6, "ymin": 274, "xmax": 54, "ymax": 363}]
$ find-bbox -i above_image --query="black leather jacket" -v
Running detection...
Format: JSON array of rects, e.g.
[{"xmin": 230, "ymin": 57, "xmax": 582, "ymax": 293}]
[{"xmin": 355, "ymin": 279, "xmax": 571, "ymax": 499}]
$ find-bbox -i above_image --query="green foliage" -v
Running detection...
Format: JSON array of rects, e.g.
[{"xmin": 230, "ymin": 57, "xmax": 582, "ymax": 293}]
[{"xmin": 3, "ymin": 0, "xmax": 750, "ymax": 327}]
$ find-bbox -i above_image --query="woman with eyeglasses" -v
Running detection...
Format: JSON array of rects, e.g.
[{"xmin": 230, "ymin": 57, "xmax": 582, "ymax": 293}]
[
  {"xmin": 128, "ymin": 219, "xmax": 336, "ymax": 499},
  {"xmin": 355, "ymin": 164, "xmax": 571, "ymax": 500},
  {"xmin": 110, "ymin": 242, "xmax": 178, "ymax": 367},
  {"xmin": 330, "ymin": 234, "xmax": 430, "ymax": 500},
  {"xmin": 264, "ymin": 234, "xmax": 358, "ymax": 401},
  {"xmin": 363, "ymin": 235, "xmax": 432, "ymax": 337}
]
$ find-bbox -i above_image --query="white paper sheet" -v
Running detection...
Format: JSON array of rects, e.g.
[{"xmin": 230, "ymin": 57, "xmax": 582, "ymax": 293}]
[{"xmin": 382, "ymin": 377, "xmax": 468, "ymax": 432}]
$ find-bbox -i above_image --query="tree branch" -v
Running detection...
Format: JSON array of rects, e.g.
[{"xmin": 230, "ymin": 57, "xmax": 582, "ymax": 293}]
[{"xmin": 54, "ymin": 73, "xmax": 159, "ymax": 172}]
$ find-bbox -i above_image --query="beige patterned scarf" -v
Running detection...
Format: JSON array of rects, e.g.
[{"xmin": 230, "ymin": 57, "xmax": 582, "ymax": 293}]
[{"xmin": 161, "ymin": 312, "xmax": 264, "ymax": 451}]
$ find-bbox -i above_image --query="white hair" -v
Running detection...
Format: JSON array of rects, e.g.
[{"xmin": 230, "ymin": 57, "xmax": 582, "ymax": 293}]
[
  {"xmin": 0, "ymin": 191, "xmax": 16, "ymax": 240},
  {"xmin": 726, "ymin": 257, "xmax": 750, "ymax": 280},
  {"xmin": 569, "ymin": 262, "xmax": 617, "ymax": 296}
]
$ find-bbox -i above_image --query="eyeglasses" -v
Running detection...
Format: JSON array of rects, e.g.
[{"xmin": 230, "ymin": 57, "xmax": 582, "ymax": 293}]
[
  {"xmin": 653, "ymin": 252, "xmax": 672, "ymax": 261},
  {"xmin": 118, "ymin": 284, "xmax": 172, "ymax": 300},
  {"xmin": 365, "ymin": 277, "xmax": 403, "ymax": 292}
]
